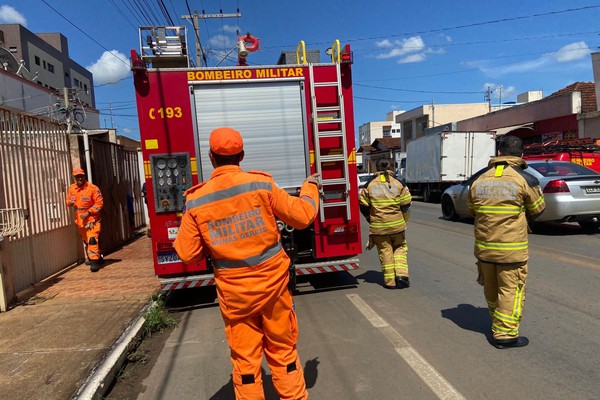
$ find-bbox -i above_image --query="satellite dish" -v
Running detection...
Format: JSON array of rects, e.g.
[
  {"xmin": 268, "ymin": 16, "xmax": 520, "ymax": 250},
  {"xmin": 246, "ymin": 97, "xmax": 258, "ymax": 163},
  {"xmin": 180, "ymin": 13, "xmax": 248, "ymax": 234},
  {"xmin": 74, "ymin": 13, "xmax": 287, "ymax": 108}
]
[
  {"xmin": 0, "ymin": 47, "xmax": 19, "ymax": 73},
  {"xmin": 0, "ymin": 47, "xmax": 32, "ymax": 80}
]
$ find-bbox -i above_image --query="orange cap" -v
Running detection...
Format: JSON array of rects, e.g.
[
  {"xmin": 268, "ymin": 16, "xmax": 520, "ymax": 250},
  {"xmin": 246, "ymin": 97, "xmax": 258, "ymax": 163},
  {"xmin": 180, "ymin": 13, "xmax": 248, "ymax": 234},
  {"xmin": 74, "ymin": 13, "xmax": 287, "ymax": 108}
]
[
  {"xmin": 209, "ymin": 127, "xmax": 243, "ymax": 156},
  {"xmin": 72, "ymin": 168, "xmax": 85, "ymax": 176}
]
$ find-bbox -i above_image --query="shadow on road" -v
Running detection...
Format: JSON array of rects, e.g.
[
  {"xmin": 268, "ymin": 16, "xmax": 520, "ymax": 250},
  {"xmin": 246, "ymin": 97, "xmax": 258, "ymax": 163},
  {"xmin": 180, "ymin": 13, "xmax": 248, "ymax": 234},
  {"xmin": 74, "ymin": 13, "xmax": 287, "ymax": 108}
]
[{"xmin": 441, "ymin": 303, "xmax": 492, "ymax": 339}]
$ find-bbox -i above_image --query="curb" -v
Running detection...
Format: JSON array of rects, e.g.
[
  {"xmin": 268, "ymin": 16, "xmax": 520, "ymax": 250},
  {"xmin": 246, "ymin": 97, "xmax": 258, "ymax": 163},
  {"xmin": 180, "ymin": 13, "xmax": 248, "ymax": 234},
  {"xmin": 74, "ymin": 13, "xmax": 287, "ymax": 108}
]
[{"xmin": 74, "ymin": 300, "xmax": 156, "ymax": 399}]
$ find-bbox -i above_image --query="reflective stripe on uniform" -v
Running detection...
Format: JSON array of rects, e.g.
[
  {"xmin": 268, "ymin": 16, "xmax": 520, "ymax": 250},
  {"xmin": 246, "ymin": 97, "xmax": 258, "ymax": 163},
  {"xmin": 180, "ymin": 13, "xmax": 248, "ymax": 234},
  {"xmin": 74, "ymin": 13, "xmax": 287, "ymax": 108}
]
[
  {"xmin": 186, "ymin": 181, "xmax": 273, "ymax": 210},
  {"xmin": 300, "ymin": 195, "xmax": 317, "ymax": 211},
  {"xmin": 212, "ymin": 241, "xmax": 283, "ymax": 269},
  {"xmin": 494, "ymin": 309, "xmax": 521, "ymax": 324},
  {"xmin": 475, "ymin": 240, "xmax": 528, "ymax": 251},
  {"xmin": 492, "ymin": 323, "xmax": 518, "ymax": 336},
  {"xmin": 512, "ymin": 284, "xmax": 524, "ymax": 317},
  {"xmin": 471, "ymin": 205, "xmax": 524, "ymax": 214},
  {"xmin": 370, "ymin": 219, "xmax": 405, "ymax": 229},
  {"xmin": 371, "ymin": 199, "xmax": 404, "ymax": 205},
  {"xmin": 527, "ymin": 196, "xmax": 545, "ymax": 210}
]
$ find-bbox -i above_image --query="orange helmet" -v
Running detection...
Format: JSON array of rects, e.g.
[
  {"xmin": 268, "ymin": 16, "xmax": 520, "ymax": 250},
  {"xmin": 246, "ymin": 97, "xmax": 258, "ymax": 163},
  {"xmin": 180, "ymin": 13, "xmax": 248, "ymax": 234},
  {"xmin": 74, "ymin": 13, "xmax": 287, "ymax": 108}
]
[{"xmin": 72, "ymin": 168, "xmax": 86, "ymax": 176}]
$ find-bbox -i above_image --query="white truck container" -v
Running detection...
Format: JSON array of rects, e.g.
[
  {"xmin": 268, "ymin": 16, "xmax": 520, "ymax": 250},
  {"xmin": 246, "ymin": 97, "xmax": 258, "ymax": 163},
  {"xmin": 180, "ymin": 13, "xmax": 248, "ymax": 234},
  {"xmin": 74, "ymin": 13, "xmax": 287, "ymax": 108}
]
[{"xmin": 405, "ymin": 131, "xmax": 496, "ymax": 202}]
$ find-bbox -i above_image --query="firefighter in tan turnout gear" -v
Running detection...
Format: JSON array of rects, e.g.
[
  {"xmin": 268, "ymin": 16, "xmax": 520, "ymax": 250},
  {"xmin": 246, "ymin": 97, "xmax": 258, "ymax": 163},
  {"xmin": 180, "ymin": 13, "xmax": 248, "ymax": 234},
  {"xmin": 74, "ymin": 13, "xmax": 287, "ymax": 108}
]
[
  {"xmin": 468, "ymin": 135, "xmax": 545, "ymax": 349},
  {"xmin": 360, "ymin": 159, "xmax": 412, "ymax": 289}
]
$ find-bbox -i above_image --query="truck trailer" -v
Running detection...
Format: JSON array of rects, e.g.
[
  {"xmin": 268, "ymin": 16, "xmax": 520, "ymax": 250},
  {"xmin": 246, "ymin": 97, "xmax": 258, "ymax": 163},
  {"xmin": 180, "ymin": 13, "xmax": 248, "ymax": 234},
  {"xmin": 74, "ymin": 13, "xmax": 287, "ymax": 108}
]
[
  {"xmin": 130, "ymin": 26, "xmax": 362, "ymax": 292},
  {"xmin": 405, "ymin": 131, "xmax": 496, "ymax": 202}
]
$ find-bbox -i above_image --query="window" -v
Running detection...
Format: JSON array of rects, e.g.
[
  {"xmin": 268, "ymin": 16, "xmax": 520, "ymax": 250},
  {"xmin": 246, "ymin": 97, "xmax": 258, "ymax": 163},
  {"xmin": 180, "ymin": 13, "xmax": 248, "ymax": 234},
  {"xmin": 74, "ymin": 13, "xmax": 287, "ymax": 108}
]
[
  {"xmin": 35, "ymin": 56, "xmax": 40, "ymax": 65},
  {"xmin": 65, "ymin": 72, "xmax": 69, "ymax": 77},
  {"xmin": 43, "ymin": 60, "xmax": 46, "ymax": 69},
  {"xmin": 74, "ymin": 78, "xmax": 80, "ymax": 87},
  {"xmin": 84, "ymin": 84, "xmax": 88, "ymax": 92},
  {"xmin": 48, "ymin": 63, "xmax": 54, "ymax": 73}
]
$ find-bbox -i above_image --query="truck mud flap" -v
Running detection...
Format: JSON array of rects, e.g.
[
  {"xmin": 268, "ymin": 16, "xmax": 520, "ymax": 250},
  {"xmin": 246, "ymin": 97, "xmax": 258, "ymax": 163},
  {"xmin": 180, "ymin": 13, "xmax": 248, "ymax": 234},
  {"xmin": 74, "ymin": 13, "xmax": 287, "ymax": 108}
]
[{"xmin": 160, "ymin": 274, "xmax": 216, "ymax": 291}]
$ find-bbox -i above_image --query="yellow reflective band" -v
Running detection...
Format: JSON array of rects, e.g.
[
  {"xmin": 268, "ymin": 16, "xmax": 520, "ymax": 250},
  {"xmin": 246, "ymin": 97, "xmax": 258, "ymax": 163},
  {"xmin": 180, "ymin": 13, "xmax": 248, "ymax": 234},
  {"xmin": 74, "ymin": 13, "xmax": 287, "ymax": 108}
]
[
  {"xmin": 492, "ymin": 324, "xmax": 519, "ymax": 335},
  {"xmin": 495, "ymin": 165, "xmax": 505, "ymax": 177},
  {"xmin": 371, "ymin": 199, "xmax": 403, "ymax": 205},
  {"xmin": 380, "ymin": 175, "xmax": 387, "ymax": 182},
  {"xmin": 527, "ymin": 196, "xmax": 545, "ymax": 210},
  {"xmin": 495, "ymin": 310, "xmax": 521, "ymax": 324},
  {"xmin": 371, "ymin": 219, "xmax": 406, "ymax": 228},
  {"xmin": 399, "ymin": 194, "xmax": 412, "ymax": 202},
  {"xmin": 513, "ymin": 284, "xmax": 524, "ymax": 317},
  {"xmin": 472, "ymin": 205, "xmax": 524, "ymax": 214},
  {"xmin": 475, "ymin": 240, "xmax": 528, "ymax": 251}
]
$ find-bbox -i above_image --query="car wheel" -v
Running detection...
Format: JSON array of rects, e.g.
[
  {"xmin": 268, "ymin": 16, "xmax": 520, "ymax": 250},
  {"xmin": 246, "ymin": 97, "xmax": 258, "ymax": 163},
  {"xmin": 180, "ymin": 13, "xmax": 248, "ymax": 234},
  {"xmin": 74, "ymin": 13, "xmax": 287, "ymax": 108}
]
[
  {"xmin": 441, "ymin": 195, "xmax": 458, "ymax": 221},
  {"xmin": 578, "ymin": 220, "xmax": 600, "ymax": 232}
]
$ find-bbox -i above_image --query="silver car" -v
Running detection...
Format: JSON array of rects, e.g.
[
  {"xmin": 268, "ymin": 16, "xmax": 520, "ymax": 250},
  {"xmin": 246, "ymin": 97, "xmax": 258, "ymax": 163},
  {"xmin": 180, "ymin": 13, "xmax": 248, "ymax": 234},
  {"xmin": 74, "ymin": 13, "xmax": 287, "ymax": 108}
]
[{"xmin": 440, "ymin": 161, "xmax": 600, "ymax": 230}]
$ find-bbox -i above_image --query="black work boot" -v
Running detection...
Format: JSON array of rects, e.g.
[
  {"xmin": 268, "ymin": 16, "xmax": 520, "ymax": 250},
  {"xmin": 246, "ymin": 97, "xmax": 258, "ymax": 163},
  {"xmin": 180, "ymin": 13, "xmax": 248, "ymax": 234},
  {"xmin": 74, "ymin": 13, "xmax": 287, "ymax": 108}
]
[
  {"xmin": 395, "ymin": 276, "xmax": 410, "ymax": 288},
  {"xmin": 493, "ymin": 336, "xmax": 529, "ymax": 349},
  {"xmin": 90, "ymin": 260, "xmax": 100, "ymax": 272}
]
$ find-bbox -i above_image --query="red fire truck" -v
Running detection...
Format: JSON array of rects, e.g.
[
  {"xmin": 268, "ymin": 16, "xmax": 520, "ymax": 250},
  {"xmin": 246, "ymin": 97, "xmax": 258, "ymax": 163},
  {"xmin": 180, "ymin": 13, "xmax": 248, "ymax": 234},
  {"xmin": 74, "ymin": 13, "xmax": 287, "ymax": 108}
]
[
  {"xmin": 131, "ymin": 26, "xmax": 362, "ymax": 292},
  {"xmin": 523, "ymin": 137, "xmax": 600, "ymax": 173}
]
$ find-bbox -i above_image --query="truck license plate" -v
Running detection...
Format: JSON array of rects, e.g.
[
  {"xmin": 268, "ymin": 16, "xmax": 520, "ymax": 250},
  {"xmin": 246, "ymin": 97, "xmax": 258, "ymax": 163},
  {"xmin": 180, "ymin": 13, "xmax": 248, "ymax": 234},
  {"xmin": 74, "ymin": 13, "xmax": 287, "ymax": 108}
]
[
  {"xmin": 585, "ymin": 186, "xmax": 600, "ymax": 194},
  {"xmin": 157, "ymin": 251, "xmax": 181, "ymax": 264}
]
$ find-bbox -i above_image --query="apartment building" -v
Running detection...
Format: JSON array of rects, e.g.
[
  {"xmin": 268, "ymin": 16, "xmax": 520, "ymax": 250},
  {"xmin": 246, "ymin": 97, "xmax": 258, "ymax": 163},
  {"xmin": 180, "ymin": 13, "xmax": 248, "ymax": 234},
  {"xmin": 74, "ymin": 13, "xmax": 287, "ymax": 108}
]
[{"xmin": 0, "ymin": 23, "xmax": 95, "ymax": 108}]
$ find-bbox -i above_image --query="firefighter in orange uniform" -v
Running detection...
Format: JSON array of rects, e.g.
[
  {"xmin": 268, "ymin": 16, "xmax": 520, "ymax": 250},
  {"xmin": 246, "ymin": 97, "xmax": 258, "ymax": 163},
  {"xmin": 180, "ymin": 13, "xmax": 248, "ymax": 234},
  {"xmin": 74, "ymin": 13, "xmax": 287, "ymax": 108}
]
[
  {"xmin": 66, "ymin": 168, "xmax": 104, "ymax": 272},
  {"xmin": 468, "ymin": 135, "xmax": 545, "ymax": 349},
  {"xmin": 174, "ymin": 127, "xmax": 320, "ymax": 400},
  {"xmin": 360, "ymin": 159, "xmax": 412, "ymax": 289}
]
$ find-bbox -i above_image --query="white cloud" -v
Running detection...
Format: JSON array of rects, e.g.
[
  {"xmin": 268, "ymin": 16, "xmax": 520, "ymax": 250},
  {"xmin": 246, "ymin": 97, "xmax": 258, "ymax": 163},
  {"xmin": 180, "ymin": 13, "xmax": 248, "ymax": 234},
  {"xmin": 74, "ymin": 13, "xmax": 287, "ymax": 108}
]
[
  {"xmin": 552, "ymin": 41, "xmax": 590, "ymax": 62},
  {"xmin": 222, "ymin": 24, "xmax": 239, "ymax": 34},
  {"xmin": 0, "ymin": 5, "xmax": 26, "ymax": 25},
  {"xmin": 86, "ymin": 50, "xmax": 130, "ymax": 85},
  {"xmin": 473, "ymin": 41, "xmax": 591, "ymax": 77},
  {"xmin": 398, "ymin": 53, "xmax": 427, "ymax": 64},
  {"xmin": 209, "ymin": 34, "xmax": 236, "ymax": 49},
  {"xmin": 375, "ymin": 36, "xmax": 425, "ymax": 59}
]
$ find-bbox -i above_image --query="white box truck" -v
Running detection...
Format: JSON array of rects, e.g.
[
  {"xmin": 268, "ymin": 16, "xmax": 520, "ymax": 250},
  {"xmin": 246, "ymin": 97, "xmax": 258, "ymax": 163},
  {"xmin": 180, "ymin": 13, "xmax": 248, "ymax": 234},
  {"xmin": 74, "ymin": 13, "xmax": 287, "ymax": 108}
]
[{"xmin": 405, "ymin": 131, "xmax": 496, "ymax": 202}]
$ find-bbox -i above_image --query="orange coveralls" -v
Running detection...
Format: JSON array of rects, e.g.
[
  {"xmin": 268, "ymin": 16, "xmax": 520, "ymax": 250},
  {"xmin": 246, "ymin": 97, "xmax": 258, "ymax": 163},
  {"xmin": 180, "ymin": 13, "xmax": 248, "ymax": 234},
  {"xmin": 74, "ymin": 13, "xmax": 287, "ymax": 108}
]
[
  {"xmin": 174, "ymin": 165, "xmax": 319, "ymax": 400},
  {"xmin": 66, "ymin": 181, "xmax": 103, "ymax": 261}
]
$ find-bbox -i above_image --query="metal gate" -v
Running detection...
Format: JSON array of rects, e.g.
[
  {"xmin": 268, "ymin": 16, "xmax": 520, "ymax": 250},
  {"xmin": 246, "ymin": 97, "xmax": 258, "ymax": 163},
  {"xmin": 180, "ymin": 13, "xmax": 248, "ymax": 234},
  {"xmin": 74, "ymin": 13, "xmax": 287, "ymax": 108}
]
[
  {"xmin": 0, "ymin": 107, "xmax": 81, "ymax": 306},
  {"xmin": 88, "ymin": 140, "xmax": 145, "ymax": 254}
]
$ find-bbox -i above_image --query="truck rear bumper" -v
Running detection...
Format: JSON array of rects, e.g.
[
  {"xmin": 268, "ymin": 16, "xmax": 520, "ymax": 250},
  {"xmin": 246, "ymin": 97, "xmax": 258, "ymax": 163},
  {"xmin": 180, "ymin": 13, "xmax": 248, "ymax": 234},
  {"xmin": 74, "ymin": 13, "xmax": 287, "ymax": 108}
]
[{"xmin": 159, "ymin": 258, "xmax": 360, "ymax": 291}]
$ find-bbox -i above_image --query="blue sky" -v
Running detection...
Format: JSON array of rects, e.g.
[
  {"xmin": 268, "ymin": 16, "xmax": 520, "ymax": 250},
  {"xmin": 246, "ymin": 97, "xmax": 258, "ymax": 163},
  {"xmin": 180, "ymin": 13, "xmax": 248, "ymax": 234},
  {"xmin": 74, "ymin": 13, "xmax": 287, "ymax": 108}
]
[{"xmin": 0, "ymin": 1, "xmax": 598, "ymax": 140}]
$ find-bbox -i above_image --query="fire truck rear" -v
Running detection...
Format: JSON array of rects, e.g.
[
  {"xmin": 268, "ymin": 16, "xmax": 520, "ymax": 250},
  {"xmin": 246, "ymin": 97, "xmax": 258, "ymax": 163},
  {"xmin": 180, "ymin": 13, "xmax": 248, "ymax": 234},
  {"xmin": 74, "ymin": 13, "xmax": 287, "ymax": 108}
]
[
  {"xmin": 523, "ymin": 138, "xmax": 600, "ymax": 173},
  {"xmin": 131, "ymin": 27, "xmax": 362, "ymax": 292}
]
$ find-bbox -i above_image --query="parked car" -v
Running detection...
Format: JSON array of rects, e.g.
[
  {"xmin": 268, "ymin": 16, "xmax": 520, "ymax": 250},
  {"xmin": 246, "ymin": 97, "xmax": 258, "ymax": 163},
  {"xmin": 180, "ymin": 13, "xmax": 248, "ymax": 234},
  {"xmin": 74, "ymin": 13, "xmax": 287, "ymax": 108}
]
[
  {"xmin": 358, "ymin": 173, "xmax": 373, "ymax": 192},
  {"xmin": 440, "ymin": 161, "xmax": 600, "ymax": 230}
]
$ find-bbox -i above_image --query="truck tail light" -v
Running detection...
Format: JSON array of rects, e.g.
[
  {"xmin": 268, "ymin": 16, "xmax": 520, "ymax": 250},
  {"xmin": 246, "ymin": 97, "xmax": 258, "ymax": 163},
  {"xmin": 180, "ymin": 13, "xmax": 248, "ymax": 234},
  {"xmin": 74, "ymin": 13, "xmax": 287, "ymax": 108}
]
[
  {"xmin": 341, "ymin": 44, "xmax": 353, "ymax": 64},
  {"xmin": 544, "ymin": 180, "xmax": 570, "ymax": 193}
]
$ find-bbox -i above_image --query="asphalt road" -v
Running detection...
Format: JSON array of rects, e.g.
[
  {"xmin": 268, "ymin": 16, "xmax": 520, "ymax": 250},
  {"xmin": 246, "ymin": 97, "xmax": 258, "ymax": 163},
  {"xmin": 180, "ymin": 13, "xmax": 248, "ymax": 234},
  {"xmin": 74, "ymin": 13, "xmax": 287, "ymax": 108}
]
[{"xmin": 127, "ymin": 202, "xmax": 600, "ymax": 400}]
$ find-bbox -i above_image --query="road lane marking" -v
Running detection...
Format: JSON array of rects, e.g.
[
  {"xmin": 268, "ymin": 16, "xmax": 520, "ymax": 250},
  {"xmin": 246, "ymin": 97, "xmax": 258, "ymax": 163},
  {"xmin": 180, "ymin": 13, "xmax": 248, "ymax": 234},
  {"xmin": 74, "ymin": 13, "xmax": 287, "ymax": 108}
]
[{"xmin": 347, "ymin": 293, "xmax": 466, "ymax": 400}]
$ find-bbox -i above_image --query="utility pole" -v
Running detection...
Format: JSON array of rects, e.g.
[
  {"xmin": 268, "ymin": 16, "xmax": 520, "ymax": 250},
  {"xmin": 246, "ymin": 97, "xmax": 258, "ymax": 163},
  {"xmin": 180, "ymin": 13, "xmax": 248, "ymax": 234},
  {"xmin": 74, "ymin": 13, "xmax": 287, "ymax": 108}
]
[
  {"xmin": 182, "ymin": 9, "xmax": 241, "ymax": 67},
  {"xmin": 485, "ymin": 86, "xmax": 492, "ymax": 112},
  {"xmin": 63, "ymin": 87, "xmax": 72, "ymax": 133},
  {"xmin": 109, "ymin": 101, "xmax": 114, "ymax": 128},
  {"xmin": 430, "ymin": 99, "xmax": 435, "ymax": 128},
  {"xmin": 497, "ymin": 85, "xmax": 503, "ymax": 109}
]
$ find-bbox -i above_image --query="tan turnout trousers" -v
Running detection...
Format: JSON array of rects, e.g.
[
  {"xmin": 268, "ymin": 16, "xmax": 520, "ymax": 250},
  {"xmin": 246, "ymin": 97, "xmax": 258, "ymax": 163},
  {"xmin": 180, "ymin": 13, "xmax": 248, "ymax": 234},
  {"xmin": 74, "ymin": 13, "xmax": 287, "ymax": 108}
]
[
  {"xmin": 478, "ymin": 260, "xmax": 527, "ymax": 340},
  {"xmin": 373, "ymin": 232, "xmax": 408, "ymax": 287}
]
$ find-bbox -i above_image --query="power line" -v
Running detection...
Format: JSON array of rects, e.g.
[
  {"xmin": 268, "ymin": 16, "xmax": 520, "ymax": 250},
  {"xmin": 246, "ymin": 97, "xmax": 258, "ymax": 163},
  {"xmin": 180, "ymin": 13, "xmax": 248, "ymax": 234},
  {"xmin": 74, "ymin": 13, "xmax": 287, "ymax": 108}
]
[
  {"xmin": 39, "ymin": 0, "xmax": 130, "ymax": 67},
  {"xmin": 355, "ymin": 83, "xmax": 482, "ymax": 95}
]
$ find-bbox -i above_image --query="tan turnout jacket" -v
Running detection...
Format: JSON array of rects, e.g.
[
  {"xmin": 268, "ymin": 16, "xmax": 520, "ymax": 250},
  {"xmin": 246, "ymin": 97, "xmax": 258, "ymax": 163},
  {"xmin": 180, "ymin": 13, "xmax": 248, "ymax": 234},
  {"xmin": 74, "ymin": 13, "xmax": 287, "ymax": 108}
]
[
  {"xmin": 360, "ymin": 171, "xmax": 412, "ymax": 235},
  {"xmin": 468, "ymin": 156, "xmax": 545, "ymax": 264}
]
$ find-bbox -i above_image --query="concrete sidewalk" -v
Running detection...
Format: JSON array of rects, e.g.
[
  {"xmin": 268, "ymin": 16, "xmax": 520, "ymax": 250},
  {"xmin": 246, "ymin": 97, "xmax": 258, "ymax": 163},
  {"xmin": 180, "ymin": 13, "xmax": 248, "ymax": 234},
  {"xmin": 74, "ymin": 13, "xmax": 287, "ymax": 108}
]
[{"xmin": 0, "ymin": 233, "xmax": 160, "ymax": 400}]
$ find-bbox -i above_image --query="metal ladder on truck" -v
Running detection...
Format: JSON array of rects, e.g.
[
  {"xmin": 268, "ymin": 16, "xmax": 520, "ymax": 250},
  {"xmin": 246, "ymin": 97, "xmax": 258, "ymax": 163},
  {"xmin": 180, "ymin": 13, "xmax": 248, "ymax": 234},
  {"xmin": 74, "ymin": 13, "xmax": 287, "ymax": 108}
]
[{"xmin": 308, "ymin": 40, "xmax": 351, "ymax": 222}]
